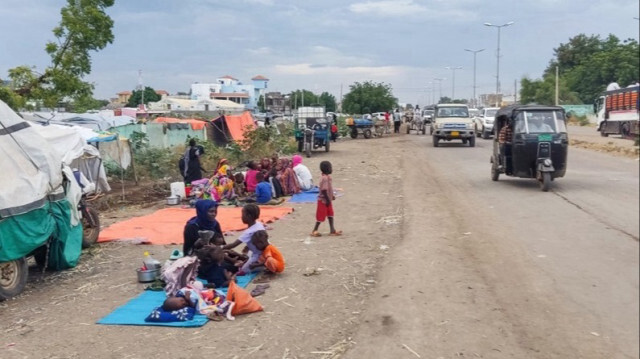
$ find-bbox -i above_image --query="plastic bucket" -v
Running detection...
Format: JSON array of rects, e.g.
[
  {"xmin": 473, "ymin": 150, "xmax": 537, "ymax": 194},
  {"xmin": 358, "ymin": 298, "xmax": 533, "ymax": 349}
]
[{"xmin": 170, "ymin": 182, "xmax": 186, "ymax": 198}]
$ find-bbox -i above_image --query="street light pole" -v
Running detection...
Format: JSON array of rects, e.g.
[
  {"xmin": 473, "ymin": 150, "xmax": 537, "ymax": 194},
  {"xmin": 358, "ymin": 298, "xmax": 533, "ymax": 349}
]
[
  {"xmin": 433, "ymin": 78, "xmax": 444, "ymax": 103},
  {"xmin": 484, "ymin": 21, "xmax": 514, "ymax": 105},
  {"xmin": 445, "ymin": 66, "xmax": 462, "ymax": 100},
  {"xmin": 464, "ymin": 48, "xmax": 484, "ymax": 108}
]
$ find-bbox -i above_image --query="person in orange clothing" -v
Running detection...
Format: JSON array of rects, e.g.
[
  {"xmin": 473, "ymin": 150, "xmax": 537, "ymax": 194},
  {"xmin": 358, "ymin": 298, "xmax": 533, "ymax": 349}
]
[{"xmin": 249, "ymin": 230, "xmax": 285, "ymax": 274}]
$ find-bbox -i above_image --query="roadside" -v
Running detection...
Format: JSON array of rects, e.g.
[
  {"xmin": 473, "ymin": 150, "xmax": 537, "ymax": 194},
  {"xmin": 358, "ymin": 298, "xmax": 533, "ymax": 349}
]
[{"xmin": 567, "ymin": 124, "xmax": 639, "ymax": 158}]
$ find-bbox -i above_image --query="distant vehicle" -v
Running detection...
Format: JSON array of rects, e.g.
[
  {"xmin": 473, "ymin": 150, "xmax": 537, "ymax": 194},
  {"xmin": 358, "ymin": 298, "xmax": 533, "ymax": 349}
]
[
  {"xmin": 431, "ymin": 104, "xmax": 476, "ymax": 147},
  {"xmin": 371, "ymin": 112, "xmax": 386, "ymax": 121},
  {"xmin": 422, "ymin": 109, "xmax": 434, "ymax": 123},
  {"xmin": 474, "ymin": 107, "xmax": 500, "ymax": 139},
  {"xmin": 469, "ymin": 108, "xmax": 481, "ymax": 118},
  {"xmin": 294, "ymin": 106, "xmax": 330, "ymax": 157},
  {"xmin": 594, "ymin": 84, "xmax": 639, "ymax": 138}
]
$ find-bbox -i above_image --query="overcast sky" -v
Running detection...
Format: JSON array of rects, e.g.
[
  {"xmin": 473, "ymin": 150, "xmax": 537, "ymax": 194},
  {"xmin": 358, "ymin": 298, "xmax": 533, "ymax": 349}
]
[{"xmin": 1, "ymin": 0, "xmax": 638, "ymax": 106}]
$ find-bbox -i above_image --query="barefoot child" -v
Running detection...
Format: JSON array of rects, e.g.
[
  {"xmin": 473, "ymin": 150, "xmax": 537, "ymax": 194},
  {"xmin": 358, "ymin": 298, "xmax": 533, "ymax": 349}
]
[
  {"xmin": 311, "ymin": 161, "xmax": 341, "ymax": 237},
  {"xmin": 249, "ymin": 230, "xmax": 285, "ymax": 273},
  {"xmin": 223, "ymin": 204, "xmax": 265, "ymax": 274}
]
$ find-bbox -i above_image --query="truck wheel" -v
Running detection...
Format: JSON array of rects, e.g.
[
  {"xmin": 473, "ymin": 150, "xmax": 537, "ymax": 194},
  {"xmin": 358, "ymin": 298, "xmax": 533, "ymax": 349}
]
[
  {"xmin": 350, "ymin": 128, "xmax": 358, "ymax": 139},
  {"xmin": 82, "ymin": 207, "xmax": 100, "ymax": 249},
  {"xmin": 539, "ymin": 172, "xmax": 551, "ymax": 192},
  {"xmin": 432, "ymin": 136, "xmax": 439, "ymax": 147},
  {"xmin": 363, "ymin": 129, "xmax": 372, "ymax": 139},
  {"xmin": 469, "ymin": 136, "xmax": 476, "ymax": 147},
  {"xmin": 325, "ymin": 139, "xmax": 330, "ymax": 152},
  {"xmin": 297, "ymin": 140, "xmax": 303, "ymax": 152},
  {"xmin": 0, "ymin": 258, "xmax": 28, "ymax": 300},
  {"xmin": 599, "ymin": 122, "xmax": 608, "ymax": 137}
]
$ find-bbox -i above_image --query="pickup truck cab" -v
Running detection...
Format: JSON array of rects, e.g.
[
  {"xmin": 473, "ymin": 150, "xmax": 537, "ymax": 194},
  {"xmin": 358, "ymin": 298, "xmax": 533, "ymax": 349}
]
[{"xmin": 431, "ymin": 104, "xmax": 476, "ymax": 147}]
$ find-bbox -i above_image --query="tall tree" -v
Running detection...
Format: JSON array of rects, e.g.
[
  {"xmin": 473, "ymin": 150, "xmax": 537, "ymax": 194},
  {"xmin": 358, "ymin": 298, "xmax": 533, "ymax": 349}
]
[
  {"xmin": 127, "ymin": 87, "xmax": 161, "ymax": 107},
  {"xmin": 3, "ymin": 0, "xmax": 114, "ymax": 108},
  {"xmin": 289, "ymin": 89, "xmax": 318, "ymax": 109},
  {"xmin": 342, "ymin": 81, "xmax": 397, "ymax": 114},
  {"xmin": 318, "ymin": 92, "xmax": 337, "ymax": 112}
]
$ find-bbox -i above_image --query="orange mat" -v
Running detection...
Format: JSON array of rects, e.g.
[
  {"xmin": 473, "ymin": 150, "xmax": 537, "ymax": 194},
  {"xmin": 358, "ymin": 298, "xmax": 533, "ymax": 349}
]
[{"xmin": 98, "ymin": 206, "xmax": 294, "ymax": 245}]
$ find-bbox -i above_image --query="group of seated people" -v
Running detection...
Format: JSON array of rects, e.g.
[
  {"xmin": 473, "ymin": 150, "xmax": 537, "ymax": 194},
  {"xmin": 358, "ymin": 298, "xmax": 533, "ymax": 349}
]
[
  {"xmin": 189, "ymin": 153, "xmax": 315, "ymax": 205},
  {"xmin": 157, "ymin": 200, "xmax": 285, "ymax": 320}
]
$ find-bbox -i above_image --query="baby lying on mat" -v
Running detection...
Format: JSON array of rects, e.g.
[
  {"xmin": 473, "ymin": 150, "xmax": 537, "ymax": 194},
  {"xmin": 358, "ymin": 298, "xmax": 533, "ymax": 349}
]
[{"xmin": 159, "ymin": 281, "xmax": 235, "ymax": 321}]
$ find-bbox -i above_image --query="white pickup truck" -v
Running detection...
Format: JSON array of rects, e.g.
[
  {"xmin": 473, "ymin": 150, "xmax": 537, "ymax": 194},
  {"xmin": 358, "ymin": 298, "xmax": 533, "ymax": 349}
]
[{"xmin": 431, "ymin": 104, "xmax": 476, "ymax": 147}]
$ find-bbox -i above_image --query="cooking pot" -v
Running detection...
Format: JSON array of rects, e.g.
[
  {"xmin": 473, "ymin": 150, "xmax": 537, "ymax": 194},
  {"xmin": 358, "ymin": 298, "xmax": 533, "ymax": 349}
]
[
  {"xmin": 136, "ymin": 268, "xmax": 160, "ymax": 283},
  {"xmin": 166, "ymin": 195, "xmax": 180, "ymax": 205}
]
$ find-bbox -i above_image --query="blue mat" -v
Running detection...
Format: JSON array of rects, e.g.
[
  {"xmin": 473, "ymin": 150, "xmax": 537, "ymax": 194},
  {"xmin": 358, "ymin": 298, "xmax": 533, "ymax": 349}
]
[
  {"xmin": 97, "ymin": 271, "xmax": 260, "ymax": 327},
  {"xmin": 288, "ymin": 188, "xmax": 319, "ymax": 203}
]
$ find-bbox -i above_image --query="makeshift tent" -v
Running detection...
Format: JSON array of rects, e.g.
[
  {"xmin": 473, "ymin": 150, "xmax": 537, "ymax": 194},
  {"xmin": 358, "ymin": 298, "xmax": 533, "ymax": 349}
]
[
  {"xmin": 31, "ymin": 123, "xmax": 111, "ymax": 193},
  {"xmin": 0, "ymin": 100, "xmax": 82, "ymax": 268},
  {"xmin": 208, "ymin": 111, "xmax": 257, "ymax": 145},
  {"xmin": 153, "ymin": 117, "xmax": 208, "ymax": 130}
]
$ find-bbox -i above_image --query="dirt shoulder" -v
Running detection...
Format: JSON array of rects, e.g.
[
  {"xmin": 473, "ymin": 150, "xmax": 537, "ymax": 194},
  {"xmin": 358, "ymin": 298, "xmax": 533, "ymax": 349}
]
[
  {"xmin": 0, "ymin": 135, "xmax": 404, "ymax": 359},
  {"xmin": 567, "ymin": 124, "xmax": 639, "ymax": 158}
]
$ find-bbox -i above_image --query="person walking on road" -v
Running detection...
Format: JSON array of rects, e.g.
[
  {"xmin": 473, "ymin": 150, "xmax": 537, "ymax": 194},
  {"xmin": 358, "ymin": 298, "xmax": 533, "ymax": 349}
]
[{"xmin": 393, "ymin": 109, "xmax": 401, "ymax": 134}]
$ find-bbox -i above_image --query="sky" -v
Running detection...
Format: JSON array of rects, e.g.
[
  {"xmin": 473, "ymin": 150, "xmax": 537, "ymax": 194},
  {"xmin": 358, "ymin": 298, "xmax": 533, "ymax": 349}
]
[{"xmin": 0, "ymin": 0, "xmax": 638, "ymax": 106}]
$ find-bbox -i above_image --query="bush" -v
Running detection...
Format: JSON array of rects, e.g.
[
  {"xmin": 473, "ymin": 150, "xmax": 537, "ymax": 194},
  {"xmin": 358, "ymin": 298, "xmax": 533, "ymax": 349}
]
[{"xmin": 567, "ymin": 113, "xmax": 590, "ymax": 126}]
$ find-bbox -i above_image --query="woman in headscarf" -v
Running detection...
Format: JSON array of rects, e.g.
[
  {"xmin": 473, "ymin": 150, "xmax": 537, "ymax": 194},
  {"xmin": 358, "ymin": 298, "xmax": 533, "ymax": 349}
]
[
  {"xmin": 182, "ymin": 139, "xmax": 203, "ymax": 184},
  {"xmin": 209, "ymin": 158, "xmax": 236, "ymax": 201},
  {"xmin": 292, "ymin": 154, "xmax": 314, "ymax": 191},
  {"xmin": 278, "ymin": 158, "xmax": 300, "ymax": 196},
  {"xmin": 183, "ymin": 199, "xmax": 223, "ymax": 256},
  {"xmin": 260, "ymin": 157, "xmax": 272, "ymax": 173}
]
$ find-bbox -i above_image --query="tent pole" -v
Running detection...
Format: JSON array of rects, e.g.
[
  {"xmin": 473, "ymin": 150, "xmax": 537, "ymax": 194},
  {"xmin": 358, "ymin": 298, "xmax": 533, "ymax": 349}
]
[{"xmin": 128, "ymin": 139, "xmax": 138, "ymax": 185}]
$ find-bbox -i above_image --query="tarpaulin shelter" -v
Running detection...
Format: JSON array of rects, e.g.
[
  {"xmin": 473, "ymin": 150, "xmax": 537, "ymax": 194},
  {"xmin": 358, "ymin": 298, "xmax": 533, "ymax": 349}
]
[
  {"xmin": 153, "ymin": 117, "xmax": 208, "ymax": 131},
  {"xmin": 0, "ymin": 100, "xmax": 82, "ymax": 269},
  {"xmin": 209, "ymin": 111, "xmax": 257, "ymax": 146}
]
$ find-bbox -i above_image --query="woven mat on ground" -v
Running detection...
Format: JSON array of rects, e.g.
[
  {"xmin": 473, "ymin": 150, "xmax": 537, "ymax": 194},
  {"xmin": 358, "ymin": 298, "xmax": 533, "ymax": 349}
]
[
  {"xmin": 98, "ymin": 206, "xmax": 294, "ymax": 245},
  {"xmin": 96, "ymin": 272, "xmax": 260, "ymax": 327}
]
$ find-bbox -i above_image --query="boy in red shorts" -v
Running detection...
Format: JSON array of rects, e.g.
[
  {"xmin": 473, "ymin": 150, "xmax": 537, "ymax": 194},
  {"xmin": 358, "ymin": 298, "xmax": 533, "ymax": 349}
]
[{"xmin": 311, "ymin": 161, "xmax": 342, "ymax": 237}]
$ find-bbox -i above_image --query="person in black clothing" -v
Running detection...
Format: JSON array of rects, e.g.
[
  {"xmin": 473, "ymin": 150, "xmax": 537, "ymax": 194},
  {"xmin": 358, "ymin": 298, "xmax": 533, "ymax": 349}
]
[
  {"xmin": 196, "ymin": 246, "xmax": 236, "ymax": 288},
  {"xmin": 181, "ymin": 139, "xmax": 204, "ymax": 184},
  {"xmin": 183, "ymin": 199, "xmax": 223, "ymax": 256}
]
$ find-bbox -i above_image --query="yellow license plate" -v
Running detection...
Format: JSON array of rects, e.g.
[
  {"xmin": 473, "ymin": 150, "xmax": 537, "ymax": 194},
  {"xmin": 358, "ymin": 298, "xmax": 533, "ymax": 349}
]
[{"xmin": 451, "ymin": 131, "xmax": 459, "ymax": 137}]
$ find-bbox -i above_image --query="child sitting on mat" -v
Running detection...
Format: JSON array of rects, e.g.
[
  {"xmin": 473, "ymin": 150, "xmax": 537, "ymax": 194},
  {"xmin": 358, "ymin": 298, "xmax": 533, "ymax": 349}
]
[
  {"xmin": 196, "ymin": 246, "xmax": 236, "ymax": 288},
  {"xmin": 223, "ymin": 204, "xmax": 264, "ymax": 274},
  {"xmin": 249, "ymin": 230, "xmax": 285, "ymax": 274}
]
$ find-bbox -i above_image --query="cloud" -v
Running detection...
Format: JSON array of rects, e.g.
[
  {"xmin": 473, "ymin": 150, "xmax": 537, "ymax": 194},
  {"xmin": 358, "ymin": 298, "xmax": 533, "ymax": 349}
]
[
  {"xmin": 272, "ymin": 63, "xmax": 405, "ymax": 77},
  {"xmin": 349, "ymin": 0, "xmax": 426, "ymax": 16},
  {"xmin": 243, "ymin": 0, "xmax": 274, "ymax": 5},
  {"xmin": 246, "ymin": 47, "xmax": 272, "ymax": 55}
]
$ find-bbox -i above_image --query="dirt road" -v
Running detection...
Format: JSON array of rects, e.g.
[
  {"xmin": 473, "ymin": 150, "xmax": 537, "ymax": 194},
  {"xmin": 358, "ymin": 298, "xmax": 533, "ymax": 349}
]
[{"xmin": 1, "ymin": 126, "xmax": 637, "ymax": 359}]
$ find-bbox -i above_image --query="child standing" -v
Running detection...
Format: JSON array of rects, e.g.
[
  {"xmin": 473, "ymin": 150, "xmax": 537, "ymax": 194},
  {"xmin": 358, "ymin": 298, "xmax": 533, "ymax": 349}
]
[
  {"xmin": 223, "ymin": 204, "xmax": 265, "ymax": 274},
  {"xmin": 311, "ymin": 161, "xmax": 342, "ymax": 237}
]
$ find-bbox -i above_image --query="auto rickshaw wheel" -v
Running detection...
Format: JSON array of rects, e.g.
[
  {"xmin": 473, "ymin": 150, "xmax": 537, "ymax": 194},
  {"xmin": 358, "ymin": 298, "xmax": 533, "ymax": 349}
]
[
  {"xmin": 350, "ymin": 128, "xmax": 358, "ymax": 139},
  {"xmin": 363, "ymin": 129, "xmax": 372, "ymax": 139},
  {"xmin": 0, "ymin": 258, "xmax": 28, "ymax": 300},
  {"xmin": 406, "ymin": 124, "xmax": 410, "ymax": 134},
  {"xmin": 421, "ymin": 125, "xmax": 426, "ymax": 135},
  {"xmin": 429, "ymin": 126, "xmax": 433, "ymax": 135},
  {"xmin": 304, "ymin": 142, "xmax": 311, "ymax": 158},
  {"xmin": 297, "ymin": 140, "xmax": 303, "ymax": 152},
  {"xmin": 482, "ymin": 130, "xmax": 490, "ymax": 139},
  {"xmin": 539, "ymin": 172, "xmax": 551, "ymax": 192}
]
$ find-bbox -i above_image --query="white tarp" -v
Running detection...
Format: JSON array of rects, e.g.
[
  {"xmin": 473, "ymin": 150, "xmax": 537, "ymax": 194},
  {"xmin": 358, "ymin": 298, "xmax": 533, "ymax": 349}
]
[
  {"xmin": 30, "ymin": 124, "xmax": 111, "ymax": 193},
  {"xmin": 0, "ymin": 101, "xmax": 64, "ymax": 217}
]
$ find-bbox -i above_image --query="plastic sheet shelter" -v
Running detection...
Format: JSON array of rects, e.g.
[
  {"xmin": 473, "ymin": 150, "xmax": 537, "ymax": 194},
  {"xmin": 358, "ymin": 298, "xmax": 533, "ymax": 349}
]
[{"xmin": 208, "ymin": 111, "xmax": 256, "ymax": 145}]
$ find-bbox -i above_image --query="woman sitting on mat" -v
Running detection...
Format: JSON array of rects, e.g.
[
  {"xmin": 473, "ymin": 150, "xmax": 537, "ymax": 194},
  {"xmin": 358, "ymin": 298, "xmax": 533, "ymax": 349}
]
[
  {"xmin": 278, "ymin": 158, "xmax": 300, "ymax": 196},
  {"xmin": 292, "ymin": 155, "xmax": 314, "ymax": 191},
  {"xmin": 183, "ymin": 200, "xmax": 223, "ymax": 256}
]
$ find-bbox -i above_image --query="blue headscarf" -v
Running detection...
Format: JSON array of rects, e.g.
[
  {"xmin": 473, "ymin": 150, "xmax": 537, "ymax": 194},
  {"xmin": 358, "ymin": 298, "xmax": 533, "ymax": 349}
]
[{"xmin": 187, "ymin": 199, "xmax": 219, "ymax": 231}]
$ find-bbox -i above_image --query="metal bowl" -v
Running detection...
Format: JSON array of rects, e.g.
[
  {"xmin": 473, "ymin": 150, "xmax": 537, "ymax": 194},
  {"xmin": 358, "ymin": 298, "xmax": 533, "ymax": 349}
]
[{"xmin": 136, "ymin": 268, "xmax": 159, "ymax": 283}]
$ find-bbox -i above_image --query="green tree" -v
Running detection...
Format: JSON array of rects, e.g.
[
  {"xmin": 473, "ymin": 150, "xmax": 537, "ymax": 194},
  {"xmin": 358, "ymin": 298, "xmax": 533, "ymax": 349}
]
[
  {"xmin": 342, "ymin": 81, "xmax": 397, "ymax": 114},
  {"xmin": 522, "ymin": 34, "xmax": 639, "ymax": 104},
  {"xmin": 71, "ymin": 95, "xmax": 109, "ymax": 112},
  {"xmin": 318, "ymin": 92, "xmax": 337, "ymax": 112},
  {"xmin": 127, "ymin": 87, "xmax": 161, "ymax": 107},
  {"xmin": 289, "ymin": 89, "xmax": 318, "ymax": 109},
  {"xmin": 4, "ymin": 0, "xmax": 114, "ymax": 108}
]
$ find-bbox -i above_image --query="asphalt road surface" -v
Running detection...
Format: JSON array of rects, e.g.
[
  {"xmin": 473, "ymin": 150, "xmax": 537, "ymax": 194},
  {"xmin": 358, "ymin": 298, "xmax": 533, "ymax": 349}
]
[{"xmin": 345, "ymin": 133, "xmax": 639, "ymax": 359}]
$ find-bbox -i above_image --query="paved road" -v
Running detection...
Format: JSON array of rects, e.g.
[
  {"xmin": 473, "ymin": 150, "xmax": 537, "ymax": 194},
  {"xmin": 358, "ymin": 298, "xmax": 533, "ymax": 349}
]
[{"xmin": 345, "ymin": 133, "xmax": 639, "ymax": 358}]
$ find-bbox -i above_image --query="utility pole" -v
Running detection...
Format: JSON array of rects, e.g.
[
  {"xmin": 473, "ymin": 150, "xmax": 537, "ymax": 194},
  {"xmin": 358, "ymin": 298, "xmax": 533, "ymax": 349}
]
[
  {"xmin": 484, "ymin": 21, "xmax": 514, "ymax": 105},
  {"xmin": 514, "ymin": 79, "xmax": 517, "ymax": 103},
  {"xmin": 555, "ymin": 66, "xmax": 559, "ymax": 105},
  {"xmin": 137, "ymin": 69, "xmax": 144, "ymax": 106},
  {"xmin": 445, "ymin": 66, "xmax": 462, "ymax": 100},
  {"xmin": 464, "ymin": 48, "xmax": 484, "ymax": 108}
]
